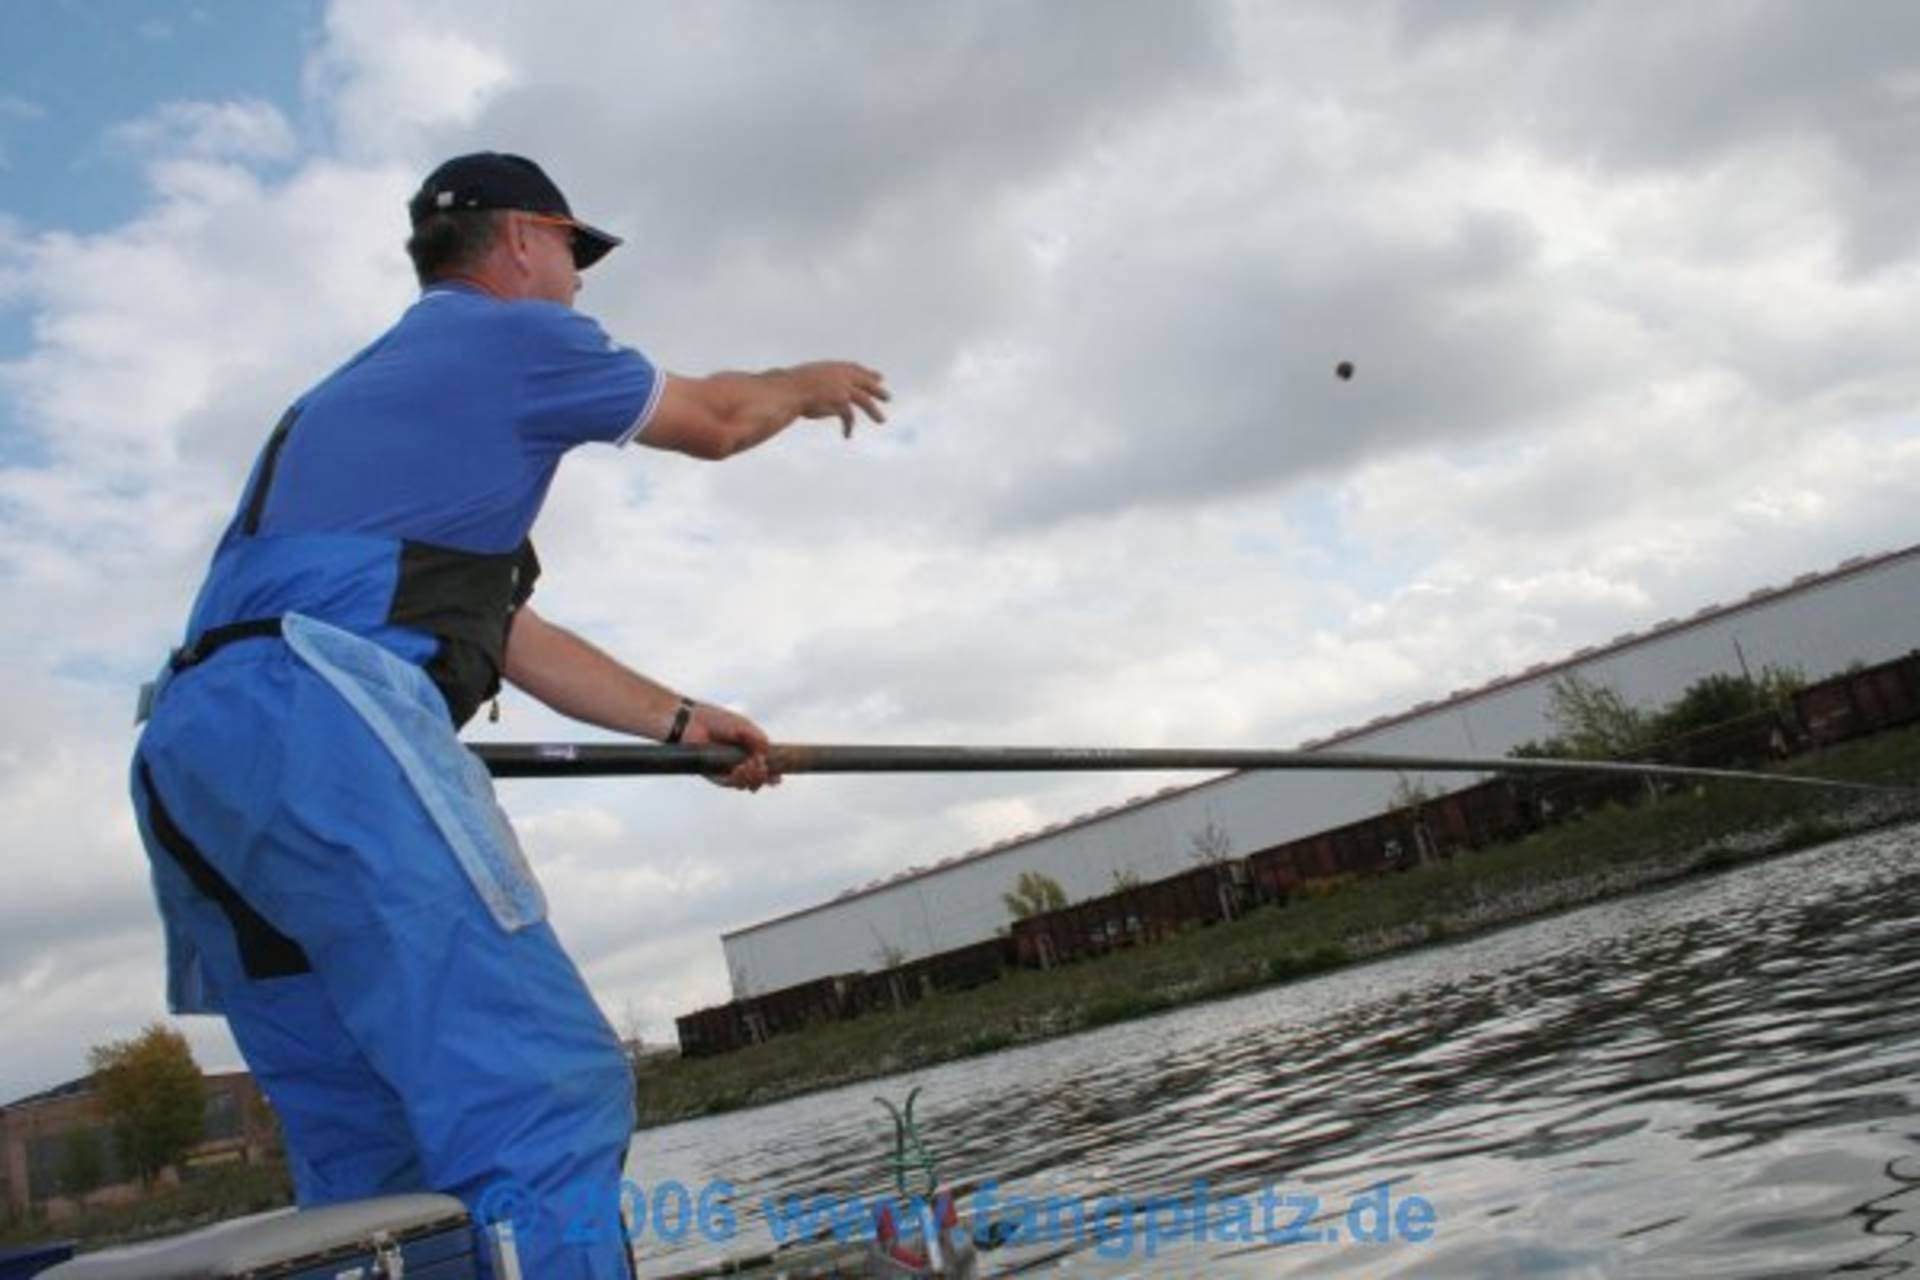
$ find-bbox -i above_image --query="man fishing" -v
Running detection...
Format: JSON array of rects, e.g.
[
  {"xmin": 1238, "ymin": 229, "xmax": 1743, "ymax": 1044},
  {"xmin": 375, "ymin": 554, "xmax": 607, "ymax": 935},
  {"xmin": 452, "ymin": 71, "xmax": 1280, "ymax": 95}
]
[{"xmin": 130, "ymin": 151, "xmax": 888, "ymax": 1279}]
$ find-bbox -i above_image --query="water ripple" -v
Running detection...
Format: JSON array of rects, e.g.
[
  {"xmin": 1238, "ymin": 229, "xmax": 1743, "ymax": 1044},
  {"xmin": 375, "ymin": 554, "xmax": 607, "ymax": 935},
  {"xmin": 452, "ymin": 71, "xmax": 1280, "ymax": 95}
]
[{"xmin": 635, "ymin": 825, "xmax": 1920, "ymax": 1277}]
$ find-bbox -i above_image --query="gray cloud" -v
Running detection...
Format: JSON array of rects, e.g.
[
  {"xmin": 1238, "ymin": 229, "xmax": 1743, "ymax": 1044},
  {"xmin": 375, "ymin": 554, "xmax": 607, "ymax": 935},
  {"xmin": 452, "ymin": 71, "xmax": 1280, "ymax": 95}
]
[
  {"xmin": 1389, "ymin": 1, "xmax": 1920, "ymax": 272},
  {"xmin": 987, "ymin": 206, "xmax": 1597, "ymax": 526},
  {"xmin": 4, "ymin": 0, "xmax": 1919, "ymax": 1093},
  {"xmin": 492, "ymin": 3, "xmax": 1228, "ymax": 251}
]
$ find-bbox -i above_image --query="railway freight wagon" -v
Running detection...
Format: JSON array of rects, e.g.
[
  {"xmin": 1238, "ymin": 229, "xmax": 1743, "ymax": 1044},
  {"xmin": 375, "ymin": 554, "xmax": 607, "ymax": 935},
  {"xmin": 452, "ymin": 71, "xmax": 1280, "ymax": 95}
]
[
  {"xmin": 1424, "ymin": 778, "xmax": 1531, "ymax": 851},
  {"xmin": 674, "ymin": 974, "xmax": 862, "ymax": 1057},
  {"xmin": 748, "ymin": 974, "xmax": 860, "ymax": 1036},
  {"xmin": 914, "ymin": 936, "xmax": 1015, "ymax": 991},
  {"xmin": 1795, "ymin": 650, "xmax": 1920, "ymax": 746},
  {"xmin": 846, "ymin": 937, "xmax": 1012, "ymax": 1012},
  {"xmin": 675, "ymin": 1003, "xmax": 750, "ymax": 1058},
  {"xmin": 675, "ymin": 941, "xmax": 1014, "ymax": 1055},
  {"xmin": 1008, "ymin": 887, "xmax": 1141, "ymax": 967},
  {"xmin": 1131, "ymin": 861, "xmax": 1249, "ymax": 931},
  {"xmin": 1245, "ymin": 809, "xmax": 1423, "ymax": 900},
  {"xmin": 1009, "ymin": 863, "xmax": 1249, "ymax": 967}
]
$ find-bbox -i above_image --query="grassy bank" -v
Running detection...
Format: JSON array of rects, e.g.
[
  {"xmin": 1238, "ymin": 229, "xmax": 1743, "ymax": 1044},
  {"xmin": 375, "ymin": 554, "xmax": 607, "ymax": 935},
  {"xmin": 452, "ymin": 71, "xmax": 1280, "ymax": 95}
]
[
  {"xmin": 0, "ymin": 1159, "xmax": 293, "ymax": 1250},
  {"xmin": 635, "ymin": 725, "xmax": 1920, "ymax": 1126}
]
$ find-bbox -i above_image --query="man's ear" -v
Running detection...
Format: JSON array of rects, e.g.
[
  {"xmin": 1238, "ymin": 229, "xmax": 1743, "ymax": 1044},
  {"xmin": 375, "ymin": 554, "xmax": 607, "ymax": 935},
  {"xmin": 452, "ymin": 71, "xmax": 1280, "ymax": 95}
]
[{"xmin": 503, "ymin": 212, "xmax": 534, "ymax": 273}]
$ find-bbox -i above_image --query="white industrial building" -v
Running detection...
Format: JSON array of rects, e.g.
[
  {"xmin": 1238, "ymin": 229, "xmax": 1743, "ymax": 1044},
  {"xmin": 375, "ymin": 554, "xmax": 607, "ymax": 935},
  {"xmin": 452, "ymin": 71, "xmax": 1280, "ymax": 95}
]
[{"xmin": 722, "ymin": 545, "xmax": 1920, "ymax": 997}]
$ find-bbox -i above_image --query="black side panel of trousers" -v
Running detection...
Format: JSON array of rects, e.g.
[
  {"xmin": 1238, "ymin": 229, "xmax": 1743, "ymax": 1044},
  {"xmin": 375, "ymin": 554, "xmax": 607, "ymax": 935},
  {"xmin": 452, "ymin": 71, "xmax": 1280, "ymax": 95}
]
[{"xmin": 137, "ymin": 762, "xmax": 312, "ymax": 980}]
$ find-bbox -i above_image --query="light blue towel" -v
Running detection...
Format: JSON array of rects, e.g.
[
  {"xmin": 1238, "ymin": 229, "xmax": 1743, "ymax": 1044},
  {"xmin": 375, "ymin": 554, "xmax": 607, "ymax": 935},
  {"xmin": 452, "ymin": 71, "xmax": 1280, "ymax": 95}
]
[{"xmin": 280, "ymin": 613, "xmax": 547, "ymax": 932}]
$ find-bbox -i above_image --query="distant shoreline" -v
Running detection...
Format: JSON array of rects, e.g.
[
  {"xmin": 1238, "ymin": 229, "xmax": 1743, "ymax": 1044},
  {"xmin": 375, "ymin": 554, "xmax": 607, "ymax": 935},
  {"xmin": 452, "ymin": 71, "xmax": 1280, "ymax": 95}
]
[{"xmin": 634, "ymin": 725, "xmax": 1920, "ymax": 1128}]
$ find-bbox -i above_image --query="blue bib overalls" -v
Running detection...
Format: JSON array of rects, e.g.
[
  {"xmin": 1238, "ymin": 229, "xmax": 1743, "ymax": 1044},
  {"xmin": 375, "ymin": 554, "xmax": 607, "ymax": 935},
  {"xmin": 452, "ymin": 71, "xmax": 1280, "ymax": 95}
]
[{"xmin": 132, "ymin": 284, "xmax": 662, "ymax": 1279}]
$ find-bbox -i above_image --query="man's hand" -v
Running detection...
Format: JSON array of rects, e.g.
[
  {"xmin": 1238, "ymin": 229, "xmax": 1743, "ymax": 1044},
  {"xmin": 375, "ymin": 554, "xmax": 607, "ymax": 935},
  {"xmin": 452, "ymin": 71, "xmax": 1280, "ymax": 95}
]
[
  {"xmin": 788, "ymin": 361, "xmax": 890, "ymax": 438},
  {"xmin": 683, "ymin": 703, "xmax": 780, "ymax": 791}
]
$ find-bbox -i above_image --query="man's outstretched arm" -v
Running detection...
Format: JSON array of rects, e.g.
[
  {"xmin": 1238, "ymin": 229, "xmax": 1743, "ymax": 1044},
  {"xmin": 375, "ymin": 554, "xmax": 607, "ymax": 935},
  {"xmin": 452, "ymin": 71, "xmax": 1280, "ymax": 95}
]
[
  {"xmin": 638, "ymin": 361, "xmax": 889, "ymax": 460},
  {"xmin": 500, "ymin": 605, "xmax": 775, "ymax": 790}
]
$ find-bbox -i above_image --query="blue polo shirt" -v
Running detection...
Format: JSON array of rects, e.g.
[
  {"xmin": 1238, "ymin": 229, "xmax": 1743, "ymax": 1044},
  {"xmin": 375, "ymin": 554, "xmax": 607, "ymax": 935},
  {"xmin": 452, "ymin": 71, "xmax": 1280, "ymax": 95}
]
[
  {"xmin": 181, "ymin": 284, "xmax": 662, "ymax": 723},
  {"xmin": 249, "ymin": 283, "xmax": 660, "ymax": 550}
]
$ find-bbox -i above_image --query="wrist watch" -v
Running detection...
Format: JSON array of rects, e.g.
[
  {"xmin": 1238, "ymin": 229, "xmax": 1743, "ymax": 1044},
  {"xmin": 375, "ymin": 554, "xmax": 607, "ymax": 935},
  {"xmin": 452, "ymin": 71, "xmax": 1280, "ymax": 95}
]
[{"xmin": 665, "ymin": 696, "xmax": 696, "ymax": 744}]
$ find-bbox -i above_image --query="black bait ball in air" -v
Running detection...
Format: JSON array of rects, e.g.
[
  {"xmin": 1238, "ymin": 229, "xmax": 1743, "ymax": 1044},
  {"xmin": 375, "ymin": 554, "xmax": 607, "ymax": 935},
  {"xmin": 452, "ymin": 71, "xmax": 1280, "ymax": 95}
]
[{"xmin": 1335, "ymin": 361, "xmax": 1355, "ymax": 381}]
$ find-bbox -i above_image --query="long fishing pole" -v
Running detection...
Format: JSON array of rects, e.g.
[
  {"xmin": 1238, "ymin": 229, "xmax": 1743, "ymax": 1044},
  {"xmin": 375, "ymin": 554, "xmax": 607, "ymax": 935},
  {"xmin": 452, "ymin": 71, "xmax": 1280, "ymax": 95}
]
[{"xmin": 471, "ymin": 741, "xmax": 1894, "ymax": 792}]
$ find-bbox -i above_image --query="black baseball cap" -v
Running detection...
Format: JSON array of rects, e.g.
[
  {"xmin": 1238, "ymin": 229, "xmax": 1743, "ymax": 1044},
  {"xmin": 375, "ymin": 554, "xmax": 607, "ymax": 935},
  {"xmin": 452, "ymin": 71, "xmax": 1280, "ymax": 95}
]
[{"xmin": 408, "ymin": 152, "xmax": 621, "ymax": 270}]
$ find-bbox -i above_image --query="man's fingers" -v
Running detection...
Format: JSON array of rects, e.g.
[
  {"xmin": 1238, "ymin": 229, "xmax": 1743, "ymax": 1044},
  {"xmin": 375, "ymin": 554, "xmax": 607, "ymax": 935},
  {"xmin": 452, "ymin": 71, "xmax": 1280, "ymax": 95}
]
[
  {"xmin": 799, "ymin": 362, "xmax": 888, "ymax": 437},
  {"xmin": 726, "ymin": 756, "xmax": 772, "ymax": 791}
]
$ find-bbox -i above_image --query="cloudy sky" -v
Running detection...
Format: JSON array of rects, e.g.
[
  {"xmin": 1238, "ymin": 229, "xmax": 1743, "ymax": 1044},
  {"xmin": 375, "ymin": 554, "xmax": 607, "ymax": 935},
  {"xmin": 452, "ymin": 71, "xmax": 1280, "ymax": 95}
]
[{"xmin": 2, "ymin": 0, "xmax": 1916, "ymax": 1099}]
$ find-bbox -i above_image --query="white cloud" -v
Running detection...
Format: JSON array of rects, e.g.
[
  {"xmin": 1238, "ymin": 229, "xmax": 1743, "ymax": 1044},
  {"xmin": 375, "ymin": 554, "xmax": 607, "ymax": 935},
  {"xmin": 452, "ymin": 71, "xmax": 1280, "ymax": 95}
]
[
  {"xmin": 306, "ymin": 1, "xmax": 515, "ymax": 160},
  {"xmin": 108, "ymin": 100, "xmax": 299, "ymax": 165},
  {"xmin": 3, "ymin": 0, "xmax": 1918, "ymax": 1097}
]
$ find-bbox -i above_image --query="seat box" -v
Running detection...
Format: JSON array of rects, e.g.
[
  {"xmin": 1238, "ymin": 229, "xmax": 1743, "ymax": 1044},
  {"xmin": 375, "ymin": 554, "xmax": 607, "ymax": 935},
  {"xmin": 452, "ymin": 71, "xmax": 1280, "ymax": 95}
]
[{"xmin": 40, "ymin": 1193, "xmax": 479, "ymax": 1279}]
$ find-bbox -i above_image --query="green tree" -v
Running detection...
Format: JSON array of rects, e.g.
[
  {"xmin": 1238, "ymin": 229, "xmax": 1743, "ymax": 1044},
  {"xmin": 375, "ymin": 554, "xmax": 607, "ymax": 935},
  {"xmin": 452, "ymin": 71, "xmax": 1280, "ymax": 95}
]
[
  {"xmin": 1507, "ymin": 736, "xmax": 1578, "ymax": 760},
  {"xmin": 1002, "ymin": 870, "xmax": 1068, "ymax": 920},
  {"xmin": 88, "ymin": 1023, "xmax": 205, "ymax": 1187},
  {"xmin": 1646, "ymin": 665, "xmax": 1807, "ymax": 744},
  {"xmin": 1651, "ymin": 672, "xmax": 1763, "ymax": 740},
  {"xmin": 58, "ymin": 1127, "xmax": 107, "ymax": 1197},
  {"xmin": 1541, "ymin": 672, "xmax": 1649, "ymax": 758}
]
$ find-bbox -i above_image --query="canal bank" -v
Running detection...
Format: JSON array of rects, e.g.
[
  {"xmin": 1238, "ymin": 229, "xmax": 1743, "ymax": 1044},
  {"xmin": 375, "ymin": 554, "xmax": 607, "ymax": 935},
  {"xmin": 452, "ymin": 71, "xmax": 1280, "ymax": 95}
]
[{"xmin": 635, "ymin": 723, "xmax": 1920, "ymax": 1126}]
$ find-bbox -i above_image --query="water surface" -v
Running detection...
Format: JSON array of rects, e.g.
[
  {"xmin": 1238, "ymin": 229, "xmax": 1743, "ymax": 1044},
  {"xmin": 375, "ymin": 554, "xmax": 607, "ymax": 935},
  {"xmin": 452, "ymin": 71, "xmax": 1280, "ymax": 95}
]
[{"xmin": 630, "ymin": 826, "xmax": 1920, "ymax": 1277}]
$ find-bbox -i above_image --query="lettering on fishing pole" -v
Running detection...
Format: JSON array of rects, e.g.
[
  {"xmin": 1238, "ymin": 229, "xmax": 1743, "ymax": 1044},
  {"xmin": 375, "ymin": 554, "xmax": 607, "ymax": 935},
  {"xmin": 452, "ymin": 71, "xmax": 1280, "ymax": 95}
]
[{"xmin": 472, "ymin": 1176, "xmax": 1439, "ymax": 1256}]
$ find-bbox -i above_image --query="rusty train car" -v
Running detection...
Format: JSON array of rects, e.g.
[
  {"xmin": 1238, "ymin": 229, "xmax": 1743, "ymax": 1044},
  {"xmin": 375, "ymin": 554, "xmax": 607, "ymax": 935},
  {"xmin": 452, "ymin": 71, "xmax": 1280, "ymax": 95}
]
[
  {"xmin": 1794, "ymin": 650, "xmax": 1920, "ymax": 746},
  {"xmin": 677, "ymin": 649, "xmax": 1920, "ymax": 1057},
  {"xmin": 676, "ymin": 939, "xmax": 1012, "ymax": 1057},
  {"xmin": 1243, "ymin": 774, "xmax": 1550, "ymax": 902},
  {"xmin": 1009, "ymin": 862, "xmax": 1249, "ymax": 967}
]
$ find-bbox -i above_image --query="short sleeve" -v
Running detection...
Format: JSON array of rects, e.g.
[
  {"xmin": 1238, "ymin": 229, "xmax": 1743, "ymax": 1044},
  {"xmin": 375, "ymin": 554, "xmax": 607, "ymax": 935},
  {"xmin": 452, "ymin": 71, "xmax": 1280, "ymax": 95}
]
[{"xmin": 514, "ymin": 302, "xmax": 663, "ymax": 454}]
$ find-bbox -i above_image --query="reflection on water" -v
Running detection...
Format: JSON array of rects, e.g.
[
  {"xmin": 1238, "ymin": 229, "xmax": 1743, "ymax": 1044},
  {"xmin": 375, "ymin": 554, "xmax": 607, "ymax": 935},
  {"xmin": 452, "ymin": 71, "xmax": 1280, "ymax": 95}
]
[{"xmin": 631, "ymin": 826, "xmax": 1920, "ymax": 1277}]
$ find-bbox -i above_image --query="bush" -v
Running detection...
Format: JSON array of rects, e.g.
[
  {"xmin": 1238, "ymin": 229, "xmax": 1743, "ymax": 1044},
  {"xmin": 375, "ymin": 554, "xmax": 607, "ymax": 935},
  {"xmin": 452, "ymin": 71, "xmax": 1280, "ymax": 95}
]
[
  {"xmin": 1267, "ymin": 945, "xmax": 1349, "ymax": 982},
  {"xmin": 962, "ymin": 1030, "xmax": 1014, "ymax": 1056},
  {"xmin": 1079, "ymin": 993, "xmax": 1167, "ymax": 1029}
]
